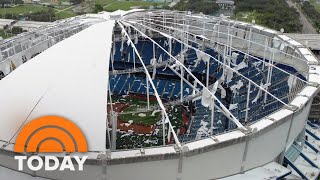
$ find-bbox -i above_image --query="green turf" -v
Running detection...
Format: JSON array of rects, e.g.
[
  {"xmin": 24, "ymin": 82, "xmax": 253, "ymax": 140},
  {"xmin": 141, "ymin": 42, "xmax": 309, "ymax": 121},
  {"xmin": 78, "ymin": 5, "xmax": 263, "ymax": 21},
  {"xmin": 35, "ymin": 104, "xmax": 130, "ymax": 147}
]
[
  {"xmin": 110, "ymin": 95, "xmax": 185, "ymax": 149},
  {"xmin": 113, "ymin": 96, "xmax": 160, "ymax": 125},
  {"xmin": 167, "ymin": 105, "xmax": 184, "ymax": 129},
  {"xmin": 119, "ymin": 105, "xmax": 161, "ymax": 125},
  {"xmin": 113, "ymin": 96, "xmax": 158, "ymax": 106},
  {"xmin": 116, "ymin": 131, "xmax": 162, "ymax": 149},
  {"xmin": 116, "ymin": 104, "xmax": 185, "ymax": 150}
]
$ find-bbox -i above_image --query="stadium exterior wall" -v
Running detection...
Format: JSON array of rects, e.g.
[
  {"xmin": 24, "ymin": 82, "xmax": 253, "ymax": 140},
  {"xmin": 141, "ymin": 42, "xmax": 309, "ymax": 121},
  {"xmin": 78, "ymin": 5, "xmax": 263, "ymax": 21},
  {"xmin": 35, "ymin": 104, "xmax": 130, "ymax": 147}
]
[{"xmin": 0, "ymin": 100, "xmax": 314, "ymax": 179}]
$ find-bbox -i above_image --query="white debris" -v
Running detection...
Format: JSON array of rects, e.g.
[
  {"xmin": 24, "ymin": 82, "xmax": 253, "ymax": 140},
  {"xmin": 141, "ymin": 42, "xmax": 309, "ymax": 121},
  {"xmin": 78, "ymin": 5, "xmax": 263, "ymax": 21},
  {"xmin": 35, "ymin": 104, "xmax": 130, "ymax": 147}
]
[
  {"xmin": 120, "ymin": 39, "xmax": 124, "ymax": 52},
  {"xmin": 120, "ymin": 133, "xmax": 131, "ymax": 138},
  {"xmin": 218, "ymin": 68, "xmax": 225, "ymax": 82},
  {"xmin": 158, "ymin": 54, "xmax": 163, "ymax": 63},
  {"xmin": 234, "ymin": 61, "xmax": 248, "ymax": 71},
  {"xmin": 252, "ymin": 61, "xmax": 262, "ymax": 67},
  {"xmin": 124, "ymin": 120, "xmax": 133, "ymax": 127},
  {"xmin": 226, "ymin": 69, "xmax": 234, "ymax": 83},
  {"xmin": 218, "ymin": 84, "xmax": 226, "ymax": 99},
  {"xmin": 252, "ymin": 82, "xmax": 268, "ymax": 104},
  {"xmin": 138, "ymin": 113, "xmax": 147, "ymax": 117},
  {"xmin": 179, "ymin": 54, "xmax": 185, "ymax": 64},
  {"xmin": 127, "ymin": 52, "xmax": 131, "ymax": 62},
  {"xmin": 288, "ymin": 74, "xmax": 297, "ymax": 92},
  {"xmin": 128, "ymin": 130, "xmax": 134, "ymax": 133},
  {"xmin": 164, "ymin": 39, "xmax": 169, "ymax": 47},
  {"xmin": 150, "ymin": 57, "xmax": 157, "ymax": 66},
  {"xmin": 231, "ymin": 52, "xmax": 239, "ymax": 64},
  {"xmin": 151, "ymin": 110, "xmax": 161, "ymax": 116},
  {"xmin": 134, "ymin": 35, "xmax": 138, "ymax": 44},
  {"xmin": 272, "ymin": 37, "xmax": 281, "ymax": 48},
  {"xmin": 185, "ymin": 88, "xmax": 190, "ymax": 94},
  {"xmin": 154, "ymin": 128, "xmax": 160, "ymax": 135},
  {"xmin": 229, "ymin": 104, "xmax": 238, "ymax": 111},
  {"xmin": 211, "ymin": 80, "xmax": 220, "ymax": 94},
  {"xmin": 201, "ymin": 88, "xmax": 212, "ymax": 107},
  {"xmin": 195, "ymin": 120, "xmax": 209, "ymax": 140},
  {"xmin": 196, "ymin": 50, "xmax": 210, "ymax": 64},
  {"xmin": 230, "ymin": 80, "xmax": 244, "ymax": 96}
]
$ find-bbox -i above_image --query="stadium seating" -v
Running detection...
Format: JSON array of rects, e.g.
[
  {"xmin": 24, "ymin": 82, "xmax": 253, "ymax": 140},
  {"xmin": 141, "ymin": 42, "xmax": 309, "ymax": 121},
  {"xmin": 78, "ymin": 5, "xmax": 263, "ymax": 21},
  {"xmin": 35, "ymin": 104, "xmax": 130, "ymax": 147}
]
[{"xmin": 109, "ymin": 39, "xmax": 303, "ymax": 142}]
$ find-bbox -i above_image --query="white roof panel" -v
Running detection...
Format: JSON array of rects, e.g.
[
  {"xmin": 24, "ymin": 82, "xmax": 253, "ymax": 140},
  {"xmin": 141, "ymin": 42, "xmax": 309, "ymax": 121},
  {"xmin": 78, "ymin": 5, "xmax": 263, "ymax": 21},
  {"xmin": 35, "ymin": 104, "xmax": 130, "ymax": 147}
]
[{"xmin": 0, "ymin": 20, "xmax": 114, "ymax": 152}]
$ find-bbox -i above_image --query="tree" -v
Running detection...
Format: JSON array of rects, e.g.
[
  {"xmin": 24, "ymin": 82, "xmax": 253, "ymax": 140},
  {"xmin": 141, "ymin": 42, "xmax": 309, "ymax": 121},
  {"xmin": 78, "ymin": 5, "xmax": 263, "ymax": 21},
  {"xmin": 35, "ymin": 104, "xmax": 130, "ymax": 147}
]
[
  {"xmin": 4, "ymin": 13, "xmax": 18, "ymax": 20},
  {"xmin": 233, "ymin": 0, "xmax": 302, "ymax": 33},
  {"xmin": 27, "ymin": 8, "xmax": 56, "ymax": 22},
  {"xmin": 69, "ymin": 0, "xmax": 84, "ymax": 5},
  {"xmin": 13, "ymin": 0, "xmax": 23, "ymax": 5},
  {"xmin": 94, "ymin": 4, "xmax": 103, "ymax": 13},
  {"xmin": 172, "ymin": 0, "xmax": 219, "ymax": 15},
  {"xmin": 0, "ymin": 0, "xmax": 11, "ymax": 8},
  {"xmin": 11, "ymin": 26, "xmax": 23, "ymax": 34}
]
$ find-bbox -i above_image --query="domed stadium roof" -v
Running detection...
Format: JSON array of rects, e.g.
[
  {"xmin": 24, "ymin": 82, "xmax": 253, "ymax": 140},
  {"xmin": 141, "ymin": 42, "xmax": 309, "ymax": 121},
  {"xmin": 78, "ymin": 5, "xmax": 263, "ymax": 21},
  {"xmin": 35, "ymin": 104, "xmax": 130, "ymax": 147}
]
[{"xmin": 0, "ymin": 10, "xmax": 319, "ymax": 179}]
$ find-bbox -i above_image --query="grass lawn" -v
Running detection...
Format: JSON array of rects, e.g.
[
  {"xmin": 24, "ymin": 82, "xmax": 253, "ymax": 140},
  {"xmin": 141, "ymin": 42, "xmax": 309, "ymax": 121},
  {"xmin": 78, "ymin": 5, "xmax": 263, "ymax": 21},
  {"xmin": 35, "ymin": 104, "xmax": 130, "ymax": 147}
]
[
  {"xmin": 0, "ymin": 4, "xmax": 76, "ymax": 20},
  {"xmin": 55, "ymin": 10, "xmax": 76, "ymax": 19},
  {"xmin": 0, "ymin": 29, "xmax": 13, "ymax": 39},
  {"xmin": 96, "ymin": 0, "xmax": 114, "ymax": 6},
  {"xmin": 0, "ymin": 5, "xmax": 49, "ymax": 16},
  {"xmin": 53, "ymin": 5, "xmax": 73, "ymax": 10},
  {"xmin": 103, "ymin": 0, "xmax": 168, "ymax": 11},
  {"xmin": 0, "ymin": 1, "xmax": 168, "ymax": 20},
  {"xmin": 116, "ymin": 96, "xmax": 161, "ymax": 125}
]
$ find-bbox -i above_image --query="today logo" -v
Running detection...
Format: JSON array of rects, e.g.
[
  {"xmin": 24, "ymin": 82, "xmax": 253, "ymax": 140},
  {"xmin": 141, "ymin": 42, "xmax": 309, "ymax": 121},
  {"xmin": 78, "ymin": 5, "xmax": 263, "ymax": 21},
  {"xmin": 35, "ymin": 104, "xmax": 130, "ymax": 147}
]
[{"xmin": 14, "ymin": 116, "xmax": 88, "ymax": 171}]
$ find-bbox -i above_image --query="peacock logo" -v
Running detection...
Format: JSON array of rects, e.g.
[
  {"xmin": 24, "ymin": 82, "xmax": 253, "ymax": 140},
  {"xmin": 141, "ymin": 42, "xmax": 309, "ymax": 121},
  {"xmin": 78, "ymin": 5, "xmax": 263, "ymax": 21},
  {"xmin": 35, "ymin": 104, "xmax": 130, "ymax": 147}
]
[
  {"xmin": 14, "ymin": 116, "xmax": 88, "ymax": 171},
  {"xmin": 14, "ymin": 116, "xmax": 87, "ymax": 153}
]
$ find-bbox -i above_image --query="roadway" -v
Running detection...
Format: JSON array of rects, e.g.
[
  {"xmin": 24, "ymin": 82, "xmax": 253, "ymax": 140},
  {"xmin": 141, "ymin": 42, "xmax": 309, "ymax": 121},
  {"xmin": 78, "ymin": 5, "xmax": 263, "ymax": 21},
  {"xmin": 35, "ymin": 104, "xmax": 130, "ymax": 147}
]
[
  {"xmin": 0, "ymin": 19, "xmax": 52, "ymax": 31},
  {"xmin": 286, "ymin": 0, "xmax": 318, "ymax": 34},
  {"xmin": 285, "ymin": 1, "xmax": 320, "ymax": 120}
]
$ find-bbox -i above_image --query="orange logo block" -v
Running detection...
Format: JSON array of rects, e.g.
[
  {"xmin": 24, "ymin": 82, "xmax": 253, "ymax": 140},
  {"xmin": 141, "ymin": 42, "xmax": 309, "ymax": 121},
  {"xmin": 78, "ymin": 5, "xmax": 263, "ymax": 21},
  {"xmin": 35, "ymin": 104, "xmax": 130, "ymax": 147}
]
[{"xmin": 14, "ymin": 116, "xmax": 88, "ymax": 153}]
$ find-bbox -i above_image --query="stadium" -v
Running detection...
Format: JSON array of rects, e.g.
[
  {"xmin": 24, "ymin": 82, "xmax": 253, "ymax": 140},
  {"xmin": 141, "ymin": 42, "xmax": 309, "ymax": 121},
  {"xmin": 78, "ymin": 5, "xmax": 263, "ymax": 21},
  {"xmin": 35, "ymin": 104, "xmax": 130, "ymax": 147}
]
[{"xmin": 0, "ymin": 9, "xmax": 320, "ymax": 179}]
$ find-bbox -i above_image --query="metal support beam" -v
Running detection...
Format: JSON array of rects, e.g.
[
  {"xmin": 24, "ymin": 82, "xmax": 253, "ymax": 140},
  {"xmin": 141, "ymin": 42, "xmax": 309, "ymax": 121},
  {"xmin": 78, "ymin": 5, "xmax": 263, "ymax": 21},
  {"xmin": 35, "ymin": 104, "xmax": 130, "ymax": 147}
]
[
  {"xmin": 146, "ymin": 75, "xmax": 150, "ymax": 110},
  {"xmin": 111, "ymin": 111, "xmax": 117, "ymax": 150},
  {"xmin": 210, "ymin": 100, "xmax": 215, "ymax": 135},
  {"xmin": 245, "ymin": 81, "xmax": 251, "ymax": 123},
  {"xmin": 118, "ymin": 21, "xmax": 181, "ymax": 148},
  {"xmin": 128, "ymin": 20, "xmax": 291, "ymax": 108},
  {"xmin": 123, "ymin": 20, "xmax": 246, "ymax": 130}
]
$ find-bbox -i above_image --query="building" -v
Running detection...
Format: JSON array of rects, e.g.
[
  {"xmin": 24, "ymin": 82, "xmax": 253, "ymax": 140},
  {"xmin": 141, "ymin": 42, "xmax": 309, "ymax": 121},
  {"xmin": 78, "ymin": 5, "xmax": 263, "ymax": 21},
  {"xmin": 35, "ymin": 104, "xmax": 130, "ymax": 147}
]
[{"xmin": 216, "ymin": 0, "xmax": 234, "ymax": 9}]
